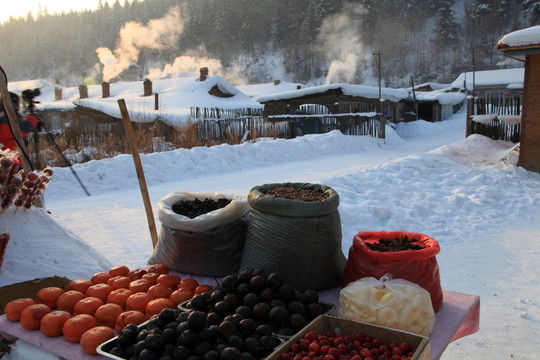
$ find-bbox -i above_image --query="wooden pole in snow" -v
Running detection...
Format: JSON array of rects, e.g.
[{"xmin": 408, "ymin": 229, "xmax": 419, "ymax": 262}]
[{"xmin": 117, "ymin": 99, "xmax": 159, "ymax": 248}]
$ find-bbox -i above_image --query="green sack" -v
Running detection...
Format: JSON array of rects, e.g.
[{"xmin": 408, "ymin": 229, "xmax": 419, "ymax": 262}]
[{"xmin": 239, "ymin": 182, "xmax": 346, "ymax": 291}]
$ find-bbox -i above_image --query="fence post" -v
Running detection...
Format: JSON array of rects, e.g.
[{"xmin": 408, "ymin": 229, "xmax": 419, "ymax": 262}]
[{"xmin": 466, "ymin": 95, "xmax": 474, "ymax": 137}]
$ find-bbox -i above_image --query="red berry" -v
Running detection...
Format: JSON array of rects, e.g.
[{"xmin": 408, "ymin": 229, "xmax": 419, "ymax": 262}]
[
  {"xmin": 320, "ymin": 345, "xmax": 330, "ymax": 355},
  {"xmin": 323, "ymin": 355, "xmax": 334, "ymax": 360},
  {"xmin": 399, "ymin": 342, "xmax": 411, "ymax": 352},
  {"xmin": 360, "ymin": 348, "xmax": 371, "ymax": 358},
  {"xmin": 308, "ymin": 343, "xmax": 321, "ymax": 354},
  {"xmin": 291, "ymin": 344, "xmax": 300, "ymax": 353},
  {"xmin": 371, "ymin": 338, "xmax": 382, "ymax": 348},
  {"xmin": 350, "ymin": 355, "xmax": 362, "ymax": 360},
  {"xmin": 305, "ymin": 331, "xmax": 318, "ymax": 342},
  {"xmin": 280, "ymin": 354, "xmax": 291, "ymax": 360},
  {"xmin": 299, "ymin": 338, "xmax": 310, "ymax": 351},
  {"xmin": 328, "ymin": 348, "xmax": 341, "ymax": 357},
  {"xmin": 391, "ymin": 355, "xmax": 401, "ymax": 360}
]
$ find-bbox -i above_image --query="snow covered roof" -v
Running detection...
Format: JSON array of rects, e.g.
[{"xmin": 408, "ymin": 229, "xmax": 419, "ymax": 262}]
[
  {"xmin": 413, "ymin": 88, "xmax": 466, "ymax": 106},
  {"xmin": 451, "ymin": 68, "xmax": 524, "ymax": 92},
  {"xmin": 498, "ymin": 25, "xmax": 540, "ymax": 50},
  {"xmin": 256, "ymin": 83, "xmax": 410, "ymax": 104},
  {"xmin": 8, "ymin": 76, "xmax": 262, "ymax": 128},
  {"xmin": 236, "ymin": 81, "xmax": 303, "ymax": 99}
]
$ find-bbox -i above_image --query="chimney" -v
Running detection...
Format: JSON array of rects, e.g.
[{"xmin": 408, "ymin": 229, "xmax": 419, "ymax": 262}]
[
  {"xmin": 297, "ymin": 85, "xmax": 302, "ymax": 90},
  {"xmin": 200, "ymin": 67, "xmax": 209, "ymax": 81},
  {"xmin": 102, "ymin": 82, "xmax": 110, "ymax": 98},
  {"xmin": 274, "ymin": 80, "xmax": 281, "ymax": 86},
  {"xmin": 144, "ymin": 78, "xmax": 152, "ymax": 96},
  {"xmin": 79, "ymin": 85, "xmax": 88, "ymax": 99},
  {"xmin": 54, "ymin": 87, "xmax": 62, "ymax": 101}
]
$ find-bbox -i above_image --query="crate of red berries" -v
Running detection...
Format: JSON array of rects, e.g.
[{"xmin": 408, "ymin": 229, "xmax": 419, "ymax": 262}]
[{"xmin": 266, "ymin": 315, "xmax": 430, "ymax": 360}]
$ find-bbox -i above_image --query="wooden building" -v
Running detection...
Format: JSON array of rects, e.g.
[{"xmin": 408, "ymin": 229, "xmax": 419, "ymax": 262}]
[{"xmin": 498, "ymin": 25, "xmax": 540, "ymax": 173}]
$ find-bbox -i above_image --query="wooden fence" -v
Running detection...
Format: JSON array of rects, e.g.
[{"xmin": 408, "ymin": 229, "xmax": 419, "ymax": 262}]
[
  {"xmin": 191, "ymin": 107, "xmax": 382, "ymax": 142},
  {"xmin": 466, "ymin": 96, "xmax": 522, "ymax": 143}
]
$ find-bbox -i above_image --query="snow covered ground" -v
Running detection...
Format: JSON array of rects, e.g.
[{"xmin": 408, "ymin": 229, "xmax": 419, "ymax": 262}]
[{"xmin": 1, "ymin": 107, "xmax": 540, "ymax": 359}]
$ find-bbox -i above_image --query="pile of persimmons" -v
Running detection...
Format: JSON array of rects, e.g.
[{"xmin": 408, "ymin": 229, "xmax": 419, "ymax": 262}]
[{"xmin": 3, "ymin": 263, "xmax": 213, "ymax": 355}]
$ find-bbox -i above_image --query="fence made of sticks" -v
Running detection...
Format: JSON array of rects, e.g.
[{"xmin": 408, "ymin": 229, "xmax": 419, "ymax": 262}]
[
  {"xmin": 466, "ymin": 95, "xmax": 522, "ymax": 143},
  {"xmin": 191, "ymin": 106, "xmax": 382, "ymax": 142}
]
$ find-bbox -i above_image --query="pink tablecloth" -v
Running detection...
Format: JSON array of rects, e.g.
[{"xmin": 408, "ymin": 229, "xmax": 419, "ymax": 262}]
[{"xmin": 0, "ymin": 289, "xmax": 479, "ymax": 360}]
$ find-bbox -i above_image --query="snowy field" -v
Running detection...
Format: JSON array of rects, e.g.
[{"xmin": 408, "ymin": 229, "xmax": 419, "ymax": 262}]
[{"xmin": 1, "ymin": 107, "xmax": 540, "ymax": 359}]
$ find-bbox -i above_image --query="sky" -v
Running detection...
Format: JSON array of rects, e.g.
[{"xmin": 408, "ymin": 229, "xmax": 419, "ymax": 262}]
[
  {"xmin": 0, "ymin": 0, "xmax": 119, "ymax": 24},
  {"xmin": 0, "ymin": 88, "xmax": 539, "ymax": 359}
]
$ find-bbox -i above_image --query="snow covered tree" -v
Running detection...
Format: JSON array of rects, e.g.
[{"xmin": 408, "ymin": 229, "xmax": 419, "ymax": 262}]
[{"xmin": 433, "ymin": 0, "xmax": 460, "ymax": 50}]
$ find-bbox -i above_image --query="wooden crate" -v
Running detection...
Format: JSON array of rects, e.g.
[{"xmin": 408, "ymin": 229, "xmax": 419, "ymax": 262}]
[{"xmin": 266, "ymin": 315, "xmax": 430, "ymax": 360}]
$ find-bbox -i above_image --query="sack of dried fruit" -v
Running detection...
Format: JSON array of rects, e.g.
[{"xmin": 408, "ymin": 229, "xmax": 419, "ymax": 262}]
[
  {"xmin": 338, "ymin": 274, "xmax": 436, "ymax": 336},
  {"xmin": 148, "ymin": 191, "xmax": 249, "ymax": 276},
  {"xmin": 239, "ymin": 182, "xmax": 346, "ymax": 291},
  {"xmin": 342, "ymin": 231, "xmax": 443, "ymax": 312}
]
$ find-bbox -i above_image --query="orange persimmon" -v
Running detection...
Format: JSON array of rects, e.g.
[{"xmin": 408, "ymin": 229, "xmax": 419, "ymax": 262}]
[
  {"xmin": 107, "ymin": 288, "xmax": 133, "ymax": 309},
  {"xmin": 4, "ymin": 298, "xmax": 36, "ymax": 322},
  {"xmin": 178, "ymin": 278, "xmax": 199, "ymax": 292},
  {"xmin": 94, "ymin": 303, "xmax": 124, "ymax": 328},
  {"xmin": 80, "ymin": 326, "xmax": 115, "ymax": 355},
  {"xmin": 66, "ymin": 279, "xmax": 94, "ymax": 294},
  {"xmin": 145, "ymin": 298, "xmax": 175, "ymax": 318},
  {"xmin": 36, "ymin": 287, "xmax": 64, "ymax": 308},
  {"xmin": 194, "ymin": 285, "xmax": 213, "ymax": 294},
  {"xmin": 170, "ymin": 289, "xmax": 194, "ymax": 307},
  {"xmin": 40, "ymin": 310, "xmax": 72, "ymax": 337},
  {"xmin": 128, "ymin": 278, "xmax": 151, "ymax": 293},
  {"xmin": 147, "ymin": 263, "xmax": 169, "ymax": 275},
  {"xmin": 85, "ymin": 283, "xmax": 113, "ymax": 303},
  {"xmin": 108, "ymin": 276, "xmax": 131, "ymax": 290},
  {"xmin": 73, "ymin": 296, "xmax": 104, "ymax": 316},
  {"xmin": 147, "ymin": 284, "xmax": 172, "ymax": 299},
  {"xmin": 127, "ymin": 268, "xmax": 147, "ymax": 281},
  {"xmin": 157, "ymin": 274, "xmax": 181, "ymax": 289},
  {"xmin": 109, "ymin": 265, "xmax": 130, "ymax": 277},
  {"xmin": 57, "ymin": 290, "xmax": 86, "ymax": 314},
  {"xmin": 20, "ymin": 304, "xmax": 51, "ymax": 330},
  {"xmin": 63, "ymin": 313, "xmax": 98, "ymax": 343},
  {"xmin": 91, "ymin": 272, "xmax": 111, "ymax": 284},
  {"xmin": 115, "ymin": 310, "xmax": 146, "ymax": 333},
  {"xmin": 125, "ymin": 292, "xmax": 154, "ymax": 313},
  {"xmin": 141, "ymin": 272, "xmax": 159, "ymax": 286}
]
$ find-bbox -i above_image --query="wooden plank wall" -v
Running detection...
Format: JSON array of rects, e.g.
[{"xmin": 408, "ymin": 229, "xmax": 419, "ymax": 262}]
[{"xmin": 519, "ymin": 54, "xmax": 540, "ymax": 173}]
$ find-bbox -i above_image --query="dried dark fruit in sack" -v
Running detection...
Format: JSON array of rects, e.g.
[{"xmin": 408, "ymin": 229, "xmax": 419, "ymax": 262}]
[
  {"xmin": 172, "ymin": 197, "xmax": 231, "ymax": 218},
  {"xmin": 366, "ymin": 235, "xmax": 425, "ymax": 252}
]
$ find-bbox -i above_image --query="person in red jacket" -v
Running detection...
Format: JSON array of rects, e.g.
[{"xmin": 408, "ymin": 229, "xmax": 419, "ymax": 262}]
[{"xmin": 0, "ymin": 91, "xmax": 38, "ymax": 159}]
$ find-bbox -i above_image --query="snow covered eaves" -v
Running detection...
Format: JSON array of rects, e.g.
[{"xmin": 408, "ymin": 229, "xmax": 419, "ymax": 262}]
[
  {"xmin": 451, "ymin": 68, "xmax": 524, "ymax": 91},
  {"xmin": 256, "ymin": 83, "xmax": 409, "ymax": 104},
  {"xmin": 412, "ymin": 88, "xmax": 466, "ymax": 106},
  {"xmin": 237, "ymin": 81, "xmax": 303, "ymax": 99},
  {"xmin": 471, "ymin": 114, "xmax": 521, "ymax": 125},
  {"xmin": 498, "ymin": 25, "xmax": 540, "ymax": 50}
]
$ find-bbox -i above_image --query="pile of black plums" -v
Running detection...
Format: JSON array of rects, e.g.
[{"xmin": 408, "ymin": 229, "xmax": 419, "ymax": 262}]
[
  {"xmin": 183, "ymin": 269, "xmax": 329, "ymax": 336},
  {"xmin": 105, "ymin": 269, "xmax": 329, "ymax": 360}
]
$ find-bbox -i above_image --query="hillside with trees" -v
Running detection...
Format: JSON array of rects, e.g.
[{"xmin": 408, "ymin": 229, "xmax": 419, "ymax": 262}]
[{"xmin": 0, "ymin": 0, "xmax": 534, "ymax": 87}]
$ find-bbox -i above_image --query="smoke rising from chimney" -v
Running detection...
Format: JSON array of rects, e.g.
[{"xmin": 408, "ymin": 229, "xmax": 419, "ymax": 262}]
[
  {"xmin": 319, "ymin": 4, "xmax": 368, "ymax": 84},
  {"xmin": 96, "ymin": 6, "xmax": 185, "ymax": 82}
]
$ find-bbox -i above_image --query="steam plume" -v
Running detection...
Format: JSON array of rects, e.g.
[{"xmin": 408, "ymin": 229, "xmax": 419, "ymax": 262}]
[
  {"xmin": 96, "ymin": 6, "xmax": 184, "ymax": 82},
  {"xmin": 319, "ymin": 4, "xmax": 368, "ymax": 84}
]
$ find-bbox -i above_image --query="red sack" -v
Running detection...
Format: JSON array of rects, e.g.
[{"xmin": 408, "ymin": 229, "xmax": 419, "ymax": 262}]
[{"xmin": 343, "ymin": 231, "xmax": 443, "ymax": 312}]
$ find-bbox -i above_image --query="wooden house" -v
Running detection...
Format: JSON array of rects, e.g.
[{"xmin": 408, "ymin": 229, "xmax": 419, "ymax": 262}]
[{"xmin": 498, "ymin": 25, "xmax": 540, "ymax": 173}]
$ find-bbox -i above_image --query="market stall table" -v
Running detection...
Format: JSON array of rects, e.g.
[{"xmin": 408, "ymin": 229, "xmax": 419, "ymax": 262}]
[{"xmin": 0, "ymin": 289, "xmax": 479, "ymax": 360}]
